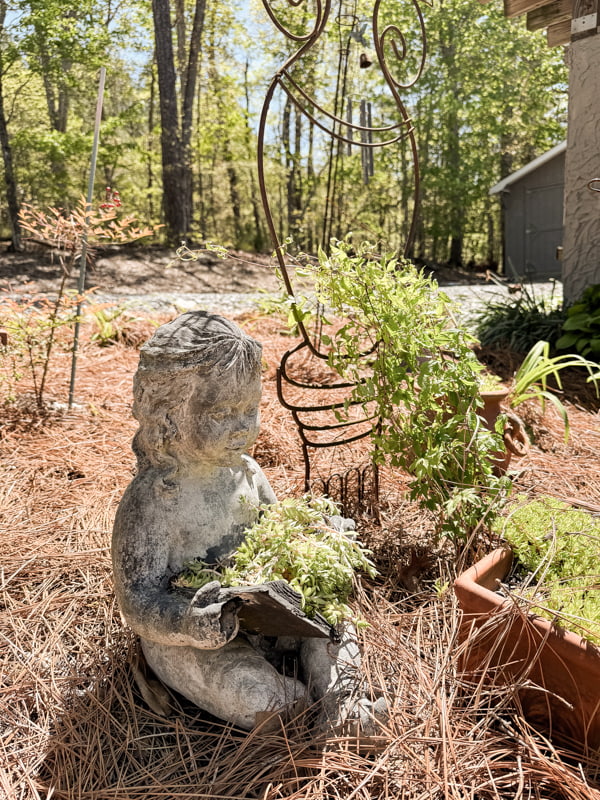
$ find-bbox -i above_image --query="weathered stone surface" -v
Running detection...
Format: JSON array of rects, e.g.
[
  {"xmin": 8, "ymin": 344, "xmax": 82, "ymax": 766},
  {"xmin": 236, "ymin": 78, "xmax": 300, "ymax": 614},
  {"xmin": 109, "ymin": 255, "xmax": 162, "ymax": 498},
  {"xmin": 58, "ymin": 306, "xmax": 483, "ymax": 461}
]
[{"xmin": 112, "ymin": 311, "xmax": 372, "ymax": 731}]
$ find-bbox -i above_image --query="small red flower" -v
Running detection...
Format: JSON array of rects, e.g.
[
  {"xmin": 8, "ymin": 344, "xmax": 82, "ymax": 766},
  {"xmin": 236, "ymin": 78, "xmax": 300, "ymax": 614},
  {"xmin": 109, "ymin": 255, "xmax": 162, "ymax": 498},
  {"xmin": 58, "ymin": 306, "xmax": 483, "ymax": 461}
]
[{"xmin": 100, "ymin": 187, "xmax": 122, "ymax": 210}]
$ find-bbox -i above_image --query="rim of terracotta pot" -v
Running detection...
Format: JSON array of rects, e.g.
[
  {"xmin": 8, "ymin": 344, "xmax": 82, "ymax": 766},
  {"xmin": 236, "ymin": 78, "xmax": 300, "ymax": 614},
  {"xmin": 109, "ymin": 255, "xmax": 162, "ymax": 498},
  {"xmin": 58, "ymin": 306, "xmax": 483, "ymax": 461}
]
[
  {"xmin": 454, "ymin": 546, "xmax": 600, "ymax": 664},
  {"xmin": 479, "ymin": 387, "xmax": 511, "ymax": 400}
]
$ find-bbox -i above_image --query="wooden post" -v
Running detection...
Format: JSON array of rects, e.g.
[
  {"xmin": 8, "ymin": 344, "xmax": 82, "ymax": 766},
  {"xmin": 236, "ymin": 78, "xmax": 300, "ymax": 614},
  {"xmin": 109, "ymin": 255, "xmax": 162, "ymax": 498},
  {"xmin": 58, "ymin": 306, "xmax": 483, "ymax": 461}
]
[
  {"xmin": 561, "ymin": 0, "xmax": 600, "ymax": 301},
  {"xmin": 527, "ymin": 0, "xmax": 571, "ymax": 31}
]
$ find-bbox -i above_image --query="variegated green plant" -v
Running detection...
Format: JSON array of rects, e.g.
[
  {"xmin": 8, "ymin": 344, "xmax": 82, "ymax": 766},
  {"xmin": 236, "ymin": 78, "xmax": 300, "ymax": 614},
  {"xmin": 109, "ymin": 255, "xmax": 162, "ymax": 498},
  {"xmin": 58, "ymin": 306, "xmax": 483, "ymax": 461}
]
[
  {"xmin": 508, "ymin": 340, "xmax": 599, "ymax": 441},
  {"xmin": 175, "ymin": 495, "xmax": 378, "ymax": 627}
]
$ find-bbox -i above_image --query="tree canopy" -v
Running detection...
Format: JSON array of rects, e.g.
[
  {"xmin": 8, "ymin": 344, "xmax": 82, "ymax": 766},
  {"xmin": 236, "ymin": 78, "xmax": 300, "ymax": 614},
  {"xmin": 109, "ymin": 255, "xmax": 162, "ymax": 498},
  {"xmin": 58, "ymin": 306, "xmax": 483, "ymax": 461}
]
[{"xmin": 0, "ymin": 0, "xmax": 567, "ymax": 264}]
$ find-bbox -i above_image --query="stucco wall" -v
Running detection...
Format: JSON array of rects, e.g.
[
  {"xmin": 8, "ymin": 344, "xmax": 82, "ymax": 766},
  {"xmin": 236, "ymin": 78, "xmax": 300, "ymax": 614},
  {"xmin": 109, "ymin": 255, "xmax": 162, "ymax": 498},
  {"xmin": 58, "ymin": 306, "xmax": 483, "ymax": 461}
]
[{"xmin": 562, "ymin": 36, "xmax": 600, "ymax": 301}]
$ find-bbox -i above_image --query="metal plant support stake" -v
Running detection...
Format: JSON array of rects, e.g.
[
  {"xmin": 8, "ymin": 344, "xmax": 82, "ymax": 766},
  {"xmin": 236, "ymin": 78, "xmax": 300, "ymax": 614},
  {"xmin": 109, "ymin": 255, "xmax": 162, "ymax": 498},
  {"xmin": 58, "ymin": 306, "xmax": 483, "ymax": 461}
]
[
  {"xmin": 68, "ymin": 66, "xmax": 106, "ymax": 409},
  {"xmin": 257, "ymin": 0, "xmax": 428, "ymax": 514}
]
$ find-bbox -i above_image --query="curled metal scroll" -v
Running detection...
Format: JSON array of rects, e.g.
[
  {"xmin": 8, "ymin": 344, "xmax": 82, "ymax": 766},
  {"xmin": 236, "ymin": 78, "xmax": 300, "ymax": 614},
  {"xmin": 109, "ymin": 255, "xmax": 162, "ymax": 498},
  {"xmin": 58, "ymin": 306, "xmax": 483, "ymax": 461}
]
[
  {"xmin": 258, "ymin": 0, "xmax": 428, "ymax": 511},
  {"xmin": 258, "ymin": 0, "xmax": 427, "ymax": 351}
]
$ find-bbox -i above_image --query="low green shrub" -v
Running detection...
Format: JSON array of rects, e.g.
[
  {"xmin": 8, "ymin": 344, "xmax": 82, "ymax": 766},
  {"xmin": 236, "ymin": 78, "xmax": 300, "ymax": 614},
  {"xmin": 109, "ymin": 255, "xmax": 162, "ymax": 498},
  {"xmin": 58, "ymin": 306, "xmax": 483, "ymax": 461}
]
[
  {"xmin": 556, "ymin": 284, "xmax": 600, "ymax": 360},
  {"xmin": 474, "ymin": 283, "xmax": 566, "ymax": 354}
]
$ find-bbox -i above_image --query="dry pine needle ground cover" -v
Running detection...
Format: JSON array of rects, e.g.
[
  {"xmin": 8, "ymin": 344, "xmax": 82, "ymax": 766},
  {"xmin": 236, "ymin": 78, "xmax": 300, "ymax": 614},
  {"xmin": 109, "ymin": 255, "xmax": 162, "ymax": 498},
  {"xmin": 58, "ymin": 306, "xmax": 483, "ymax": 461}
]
[{"xmin": 1, "ymin": 309, "xmax": 600, "ymax": 800}]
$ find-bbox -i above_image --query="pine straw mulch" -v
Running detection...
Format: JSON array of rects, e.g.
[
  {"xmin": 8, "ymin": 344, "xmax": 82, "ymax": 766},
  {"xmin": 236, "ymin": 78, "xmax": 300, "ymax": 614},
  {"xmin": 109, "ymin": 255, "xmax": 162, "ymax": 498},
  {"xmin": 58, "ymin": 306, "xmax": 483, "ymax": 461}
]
[{"xmin": 1, "ymin": 311, "xmax": 600, "ymax": 800}]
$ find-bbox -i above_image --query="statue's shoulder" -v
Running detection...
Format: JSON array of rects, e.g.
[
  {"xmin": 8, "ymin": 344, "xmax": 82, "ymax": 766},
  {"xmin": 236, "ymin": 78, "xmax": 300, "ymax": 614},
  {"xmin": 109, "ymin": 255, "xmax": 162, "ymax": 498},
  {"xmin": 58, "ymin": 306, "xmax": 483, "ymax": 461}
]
[
  {"xmin": 116, "ymin": 469, "xmax": 179, "ymax": 514},
  {"xmin": 241, "ymin": 453, "xmax": 271, "ymax": 483}
]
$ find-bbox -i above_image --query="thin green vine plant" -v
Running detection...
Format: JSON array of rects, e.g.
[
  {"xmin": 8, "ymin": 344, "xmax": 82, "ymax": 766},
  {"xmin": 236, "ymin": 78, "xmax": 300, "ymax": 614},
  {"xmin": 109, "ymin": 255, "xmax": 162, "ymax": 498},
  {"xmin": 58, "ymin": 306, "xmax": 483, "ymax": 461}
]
[{"xmin": 294, "ymin": 238, "xmax": 511, "ymax": 541}]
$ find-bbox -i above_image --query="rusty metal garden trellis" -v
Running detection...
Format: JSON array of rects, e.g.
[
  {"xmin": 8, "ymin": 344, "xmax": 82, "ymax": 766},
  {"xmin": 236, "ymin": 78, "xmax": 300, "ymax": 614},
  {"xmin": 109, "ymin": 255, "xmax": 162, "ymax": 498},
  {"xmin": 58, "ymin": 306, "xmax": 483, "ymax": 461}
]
[{"xmin": 256, "ymin": 0, "xmax": 428, "ymax": 514}]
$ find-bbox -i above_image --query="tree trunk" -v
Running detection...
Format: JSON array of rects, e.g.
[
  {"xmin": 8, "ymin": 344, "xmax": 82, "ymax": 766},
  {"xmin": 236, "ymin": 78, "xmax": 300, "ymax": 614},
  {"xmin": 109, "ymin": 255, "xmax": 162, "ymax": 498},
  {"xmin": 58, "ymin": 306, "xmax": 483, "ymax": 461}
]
[
  {"xmin": 282, "ymin": 94, "xmax": 291, "ymax": 241},
  {"xmin": 412, "ymin": 90, "xmax": 433, "ymax": 261},
  {"xmin": 440, "ymin": 30, "xmax": 463, "ymax": 267},
  {"xmin": 446, "ymin": 102, "xmax": 463, "ymax": 266},
  {"xmin": 243, "ymin": 61, "xmax": 265, "ymax": 251},
  {"xmin": 498, "ymin": 106, "xmax": 514, "ymax": 275},
  {"xmin": 153, "ymin": 0, "xmax": 190, "ymax": 243},
  {"xmin": 147, "ymin": 59, "xmax": 156, "ymax": 220},
  {"xmin": 0, "ymin": 85, "xmax": 21, "ymax": 250},
  {"xmin": 486, "ymin": 206, "xmax": 496, "ymax": 269},
  {"xmin": 181, "ymin": 0, "xmax": 205, "ymax": 151},
  {"xmin": 283, "ymin": 102, "xmax": 303, "ymax": 244},
  {"xmin": 223, "ymin": 135, "xmax": 242, "ymax": 246},
  {"xmin": 399, "ymin": 137, "xmax": 410, "ymax": 248},
  {"xmin": 39, "ymin": 50, "xmax": 70, "ymax": 194},
  {"xmin": 41, "ymin": 64, "xmax": 59, "ymax": 130},
  {"xmin": 0, "ymin": 1, "xmax": 21, "ymax": 250},
  {"xmin": 152, "ymin": 0, "xmax": 205, "ymax": 243},
  {"xmin": 174, "ymin": 0, "xmax": 187, "ymax": 97},
  {"xmin": 196, "ymin": 82, "xmax": 207, "ymax": 240}
]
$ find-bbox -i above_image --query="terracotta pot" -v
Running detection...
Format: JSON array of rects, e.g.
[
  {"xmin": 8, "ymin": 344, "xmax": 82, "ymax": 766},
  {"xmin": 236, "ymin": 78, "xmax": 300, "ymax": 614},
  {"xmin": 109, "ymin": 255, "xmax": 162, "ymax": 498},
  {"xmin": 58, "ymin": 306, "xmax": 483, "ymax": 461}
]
[
  {"xmin": 454, "ymin": 547, "xmax": 600, "ymax": 750},
  {"xmin": 479, "ymin": 389, "xmax": 529, "ymax": 474}
]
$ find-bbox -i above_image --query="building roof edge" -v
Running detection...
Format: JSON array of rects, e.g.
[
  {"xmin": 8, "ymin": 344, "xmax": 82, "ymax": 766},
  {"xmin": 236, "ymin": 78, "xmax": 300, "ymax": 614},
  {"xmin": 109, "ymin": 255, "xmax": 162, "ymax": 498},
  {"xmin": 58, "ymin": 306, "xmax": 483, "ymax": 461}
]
[{"xmin": 489, "ymin": 140, "xmax": 567, "ymax": 195}]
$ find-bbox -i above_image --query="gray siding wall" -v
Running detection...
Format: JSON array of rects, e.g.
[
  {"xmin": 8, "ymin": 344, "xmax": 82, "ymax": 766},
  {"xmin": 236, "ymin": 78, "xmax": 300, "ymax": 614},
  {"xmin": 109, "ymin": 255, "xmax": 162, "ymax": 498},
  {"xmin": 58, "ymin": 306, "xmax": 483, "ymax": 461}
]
[{"xmin": 502, "ymin": 153, "xmax": 565, "ymax": 280}]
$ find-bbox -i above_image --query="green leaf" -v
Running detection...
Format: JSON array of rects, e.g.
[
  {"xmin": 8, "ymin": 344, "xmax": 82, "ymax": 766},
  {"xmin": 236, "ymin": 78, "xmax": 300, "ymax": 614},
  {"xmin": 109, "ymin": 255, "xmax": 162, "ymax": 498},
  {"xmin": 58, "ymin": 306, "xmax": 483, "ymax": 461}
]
[
  {"xmin": 555, "ymin": 332, "xmax": 578, "ymax": 349},
  {"xmin": 563, "ymin": 314, "xmax": 593, "ymax": 332}
]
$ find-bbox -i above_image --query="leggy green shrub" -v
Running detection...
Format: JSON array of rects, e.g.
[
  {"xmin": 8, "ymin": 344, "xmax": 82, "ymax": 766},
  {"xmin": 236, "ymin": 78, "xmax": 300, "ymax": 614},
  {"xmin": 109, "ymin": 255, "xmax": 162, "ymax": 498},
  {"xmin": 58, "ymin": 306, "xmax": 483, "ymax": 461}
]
[{"xmin": 298, "ymin": 240, "xmax": 510, "ymax": 541}]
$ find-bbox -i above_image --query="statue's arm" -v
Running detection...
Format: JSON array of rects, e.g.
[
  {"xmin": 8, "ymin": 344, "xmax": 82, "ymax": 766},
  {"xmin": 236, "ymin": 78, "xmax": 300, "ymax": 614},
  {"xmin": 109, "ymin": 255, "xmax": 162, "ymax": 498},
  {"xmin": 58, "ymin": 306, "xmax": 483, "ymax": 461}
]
[
  {"xmin": 247, "ymin": 457, "xmax": 277, "ymax": 505},
  {"xmin": 111, "ymin": 489, "xmax": 239, "ymax": 650}
]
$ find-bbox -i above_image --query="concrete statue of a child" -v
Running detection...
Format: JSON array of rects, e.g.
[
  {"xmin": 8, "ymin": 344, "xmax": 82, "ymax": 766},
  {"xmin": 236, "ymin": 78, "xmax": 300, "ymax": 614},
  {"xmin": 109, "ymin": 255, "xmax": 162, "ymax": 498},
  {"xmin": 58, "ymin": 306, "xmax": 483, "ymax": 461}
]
[{"xmin": 112, "ymin": 311, "xmax": 384, "ymax": 731}]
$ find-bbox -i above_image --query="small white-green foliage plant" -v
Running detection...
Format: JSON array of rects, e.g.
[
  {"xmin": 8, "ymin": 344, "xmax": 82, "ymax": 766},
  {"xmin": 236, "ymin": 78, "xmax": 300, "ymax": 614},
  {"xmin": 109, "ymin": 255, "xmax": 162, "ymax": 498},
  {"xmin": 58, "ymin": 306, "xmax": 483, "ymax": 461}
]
[
  {"xmin": 303, "ymin": 239, "xmax": 510, "ymax": 541},
  {"xmin": 175, "ymin": 495, "xmax": 378, "ymax": 627},
  {"xmin": 496, "ymin": 495, "xmax": 600, "ymax": 644}
]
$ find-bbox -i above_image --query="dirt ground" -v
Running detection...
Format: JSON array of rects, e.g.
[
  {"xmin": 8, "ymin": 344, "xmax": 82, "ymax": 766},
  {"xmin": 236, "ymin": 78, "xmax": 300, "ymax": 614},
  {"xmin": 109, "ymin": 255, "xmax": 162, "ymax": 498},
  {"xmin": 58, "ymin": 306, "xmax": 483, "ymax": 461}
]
[
  {"xmin": 0, "ymin": 243, "xmax": 282, "ymax": 296},
  {"xmin": 0, "ymin": 242, "xmax": 491, "ymax": 297}
]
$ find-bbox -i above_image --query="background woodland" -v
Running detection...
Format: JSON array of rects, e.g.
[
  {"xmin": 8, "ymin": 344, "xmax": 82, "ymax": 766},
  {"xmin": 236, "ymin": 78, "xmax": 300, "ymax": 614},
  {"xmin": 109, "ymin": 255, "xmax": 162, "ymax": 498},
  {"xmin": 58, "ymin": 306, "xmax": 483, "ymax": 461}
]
[{"xmin": 0, "ymin": 0, "xmax": 567, "ymax": 266}]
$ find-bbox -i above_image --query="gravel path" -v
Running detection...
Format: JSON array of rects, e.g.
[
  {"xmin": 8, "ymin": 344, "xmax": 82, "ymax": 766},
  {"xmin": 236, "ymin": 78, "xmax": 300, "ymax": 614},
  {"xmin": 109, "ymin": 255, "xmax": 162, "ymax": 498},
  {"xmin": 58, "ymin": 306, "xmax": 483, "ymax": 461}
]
[
  {"xmin": 441, "ymin": 281, "xmax": 561, "ymax": 326},
  {"xmin": 90, "ymin": 290, "xmax": 271, "ymax": 317},
  {"xmin": 90, "ymin": 280, "xmax": 562, "ymax": 331}
]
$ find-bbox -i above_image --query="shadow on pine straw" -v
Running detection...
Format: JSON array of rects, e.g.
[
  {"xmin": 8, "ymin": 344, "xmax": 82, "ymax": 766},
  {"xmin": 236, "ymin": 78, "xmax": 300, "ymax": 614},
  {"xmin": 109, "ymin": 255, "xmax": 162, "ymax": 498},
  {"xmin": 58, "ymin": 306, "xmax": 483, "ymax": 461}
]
[{"xmin": 4, "ymin": 540, "xmax": 600, "ymax": 799}]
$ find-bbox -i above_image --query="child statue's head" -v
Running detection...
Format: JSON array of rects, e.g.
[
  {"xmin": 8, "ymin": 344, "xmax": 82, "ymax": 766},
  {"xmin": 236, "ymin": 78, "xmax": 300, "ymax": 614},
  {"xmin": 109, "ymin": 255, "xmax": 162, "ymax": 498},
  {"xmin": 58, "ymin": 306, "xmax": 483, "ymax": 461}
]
[{"xmin": 132, "ymin": 312, "xmax": 264, "ymax": 471}]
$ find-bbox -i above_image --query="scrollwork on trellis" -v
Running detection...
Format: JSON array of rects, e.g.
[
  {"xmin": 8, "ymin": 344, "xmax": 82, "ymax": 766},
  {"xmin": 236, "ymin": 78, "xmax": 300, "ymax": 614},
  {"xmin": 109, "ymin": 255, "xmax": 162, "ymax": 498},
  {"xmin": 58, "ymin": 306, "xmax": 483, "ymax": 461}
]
[
  {"xmin": 374, "ymin": 0, "xmax": 429, "ymax": 91},
  {"xmin": 260, "ymin": 0, "xmax": 328, "ymax": 43},
  {"xmin": 258, "ymin": 0, "xmax": 426, "ymax": 337},
  {"xmin": 257, "ymin": 0, "xmax": 428, "ymax": 506}
]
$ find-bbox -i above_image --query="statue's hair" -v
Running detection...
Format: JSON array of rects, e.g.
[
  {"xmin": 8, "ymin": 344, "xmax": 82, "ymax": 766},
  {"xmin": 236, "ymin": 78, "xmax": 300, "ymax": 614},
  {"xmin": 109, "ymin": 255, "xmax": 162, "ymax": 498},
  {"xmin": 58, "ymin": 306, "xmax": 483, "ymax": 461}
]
[
  {"xmin": 136, "ymin": 311, "xmax": 262, "ymax": 375},
  {"xmin": 131, "ymin": 312, "xmax": 262, "ymax": 474}
]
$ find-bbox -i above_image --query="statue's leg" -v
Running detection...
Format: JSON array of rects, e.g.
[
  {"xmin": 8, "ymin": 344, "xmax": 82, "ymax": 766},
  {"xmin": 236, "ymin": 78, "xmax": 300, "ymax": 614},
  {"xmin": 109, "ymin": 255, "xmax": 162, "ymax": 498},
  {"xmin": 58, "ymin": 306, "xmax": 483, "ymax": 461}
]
[
  {"xmin": 300, "ymin": 628, "xmax": 387, "ymax": 733},
  {"xmin": 300, "ymin": 628, "xmax": 361, "ymax": 701},
  {"xmin": 141, "ymin": 636, "xmax": 308, "ymax": 730}
]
